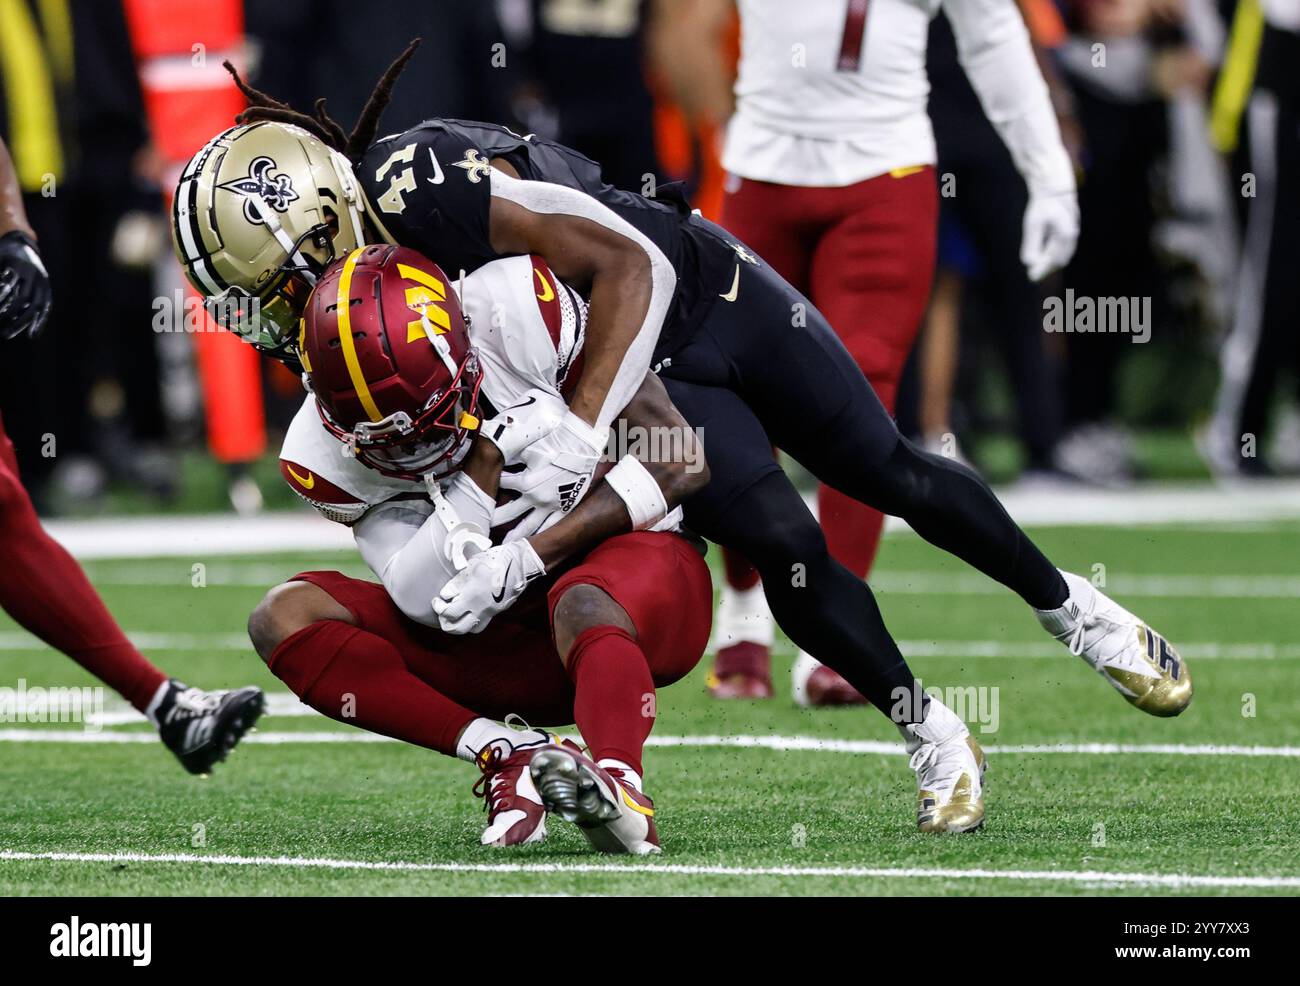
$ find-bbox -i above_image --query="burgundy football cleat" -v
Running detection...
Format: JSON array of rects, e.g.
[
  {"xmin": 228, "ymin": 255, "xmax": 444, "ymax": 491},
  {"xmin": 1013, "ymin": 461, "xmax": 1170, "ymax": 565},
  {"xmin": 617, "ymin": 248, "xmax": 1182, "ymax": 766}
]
[
  {"xmin": 791, "ymin": 652, "xmax": 868, "ymax": 707},
  {"xmin": 527, "ymin": 746, "xmax": 660, "ymax": 854},
  {"xmin": 473, "ymin": 737, "xmax": 583, "ymax": 847},
  {"xmin": 707, "ymin": 641, "xmax": 774, "ymax": 699}
]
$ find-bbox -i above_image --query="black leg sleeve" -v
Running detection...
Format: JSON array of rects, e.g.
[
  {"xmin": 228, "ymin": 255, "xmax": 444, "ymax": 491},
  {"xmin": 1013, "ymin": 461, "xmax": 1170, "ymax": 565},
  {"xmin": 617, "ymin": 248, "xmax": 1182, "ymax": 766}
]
[
  {"xmin": 676, "ymin": 252, "xmax": 1067, "ymax": 612},
  {"xmin": 661, "ymin": 377, "xmax": 923, "ymax": 723},
  {"xmin": 815, "ymin": 428, "xmax": 1067, "ymax": 610}
]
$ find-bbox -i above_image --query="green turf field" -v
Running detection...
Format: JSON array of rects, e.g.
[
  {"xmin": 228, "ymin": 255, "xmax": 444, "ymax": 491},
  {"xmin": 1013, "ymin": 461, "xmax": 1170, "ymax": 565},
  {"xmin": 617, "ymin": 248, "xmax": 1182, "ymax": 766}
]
[{"xmin": 1, "ymin": 519, "xmax": 1298, "ymax": 896}]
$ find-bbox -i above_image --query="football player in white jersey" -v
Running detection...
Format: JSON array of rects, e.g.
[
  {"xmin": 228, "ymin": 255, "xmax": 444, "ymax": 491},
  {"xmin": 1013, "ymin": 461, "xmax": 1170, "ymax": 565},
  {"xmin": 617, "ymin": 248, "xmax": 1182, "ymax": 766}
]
[
  {"xmin": 248, "ymin": 244, "xmax": 715, "ymax": 854},
  {"xmin": 666, "ymin": 0, "xmax": 1081, "ymax": 703}
]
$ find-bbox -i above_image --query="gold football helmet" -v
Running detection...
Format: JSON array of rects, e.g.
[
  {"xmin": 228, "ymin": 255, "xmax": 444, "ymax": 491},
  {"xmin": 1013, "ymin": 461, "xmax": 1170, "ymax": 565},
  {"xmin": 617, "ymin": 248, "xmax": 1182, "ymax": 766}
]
[{"xmin": 171, "ymin": 122, "xmax": 369, "ymax": 359}]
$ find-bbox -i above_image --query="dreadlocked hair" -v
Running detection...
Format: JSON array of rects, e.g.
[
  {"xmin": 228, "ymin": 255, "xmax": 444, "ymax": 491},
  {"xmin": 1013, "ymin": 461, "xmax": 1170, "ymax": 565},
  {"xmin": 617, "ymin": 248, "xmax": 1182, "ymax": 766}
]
[{"xmin": 223, "ymin": 38, "xmax": 422, "ymax": 166}]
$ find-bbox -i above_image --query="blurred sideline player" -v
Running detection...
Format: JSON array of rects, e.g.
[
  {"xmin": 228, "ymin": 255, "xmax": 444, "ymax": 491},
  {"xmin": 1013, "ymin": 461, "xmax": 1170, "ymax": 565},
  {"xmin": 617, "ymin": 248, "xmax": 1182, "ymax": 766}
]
[
  {"xmin": 247, "ymin": 245, "xmax": 714, "ymax": 853},
  {"xmin": 0, "ymin": 137, "xmax": 263, "ymax": 773},
  {"xmin": 662, "ymin": 0, "xmax": 1080, "ymax": 702}
]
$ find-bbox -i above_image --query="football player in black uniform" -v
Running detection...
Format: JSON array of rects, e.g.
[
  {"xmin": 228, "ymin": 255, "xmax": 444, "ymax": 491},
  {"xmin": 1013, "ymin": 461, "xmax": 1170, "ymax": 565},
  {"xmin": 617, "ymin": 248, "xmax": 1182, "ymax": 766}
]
[{"xmin": 174, "ymin": 44, "xmax": 1192, "ymax": 832}]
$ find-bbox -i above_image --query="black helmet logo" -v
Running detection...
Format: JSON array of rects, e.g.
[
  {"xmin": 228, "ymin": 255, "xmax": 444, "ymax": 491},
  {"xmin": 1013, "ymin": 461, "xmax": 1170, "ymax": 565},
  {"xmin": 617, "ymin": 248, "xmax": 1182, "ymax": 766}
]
[{"xmin": 218, "ymin": 156, "xmax": 301, "ymax": 225}]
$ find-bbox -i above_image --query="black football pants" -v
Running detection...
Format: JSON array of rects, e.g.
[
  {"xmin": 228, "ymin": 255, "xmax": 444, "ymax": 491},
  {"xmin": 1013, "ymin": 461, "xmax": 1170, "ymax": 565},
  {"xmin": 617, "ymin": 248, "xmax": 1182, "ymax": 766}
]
[{"xmin": 659, "ymin": 247, "xmax": 1066, "ymax": 720}]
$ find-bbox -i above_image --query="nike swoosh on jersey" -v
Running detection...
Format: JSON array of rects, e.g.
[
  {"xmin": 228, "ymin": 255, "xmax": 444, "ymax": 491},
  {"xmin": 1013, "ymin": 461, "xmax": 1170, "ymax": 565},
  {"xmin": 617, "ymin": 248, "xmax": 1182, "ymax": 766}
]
[
  {"xmin": 427, "ymin": 148, "xmax": 445, "ymax": 185},
  {"xmin": 719, "ymin": 264, "xmax": 740, "ymax": 302},
  {"xmin": 533, "ymin": 267, "xmax": 555, "ymax": 302},
  {"xmin": 286, "ymin": 465, "xmax": 316, "ymax": 490}
]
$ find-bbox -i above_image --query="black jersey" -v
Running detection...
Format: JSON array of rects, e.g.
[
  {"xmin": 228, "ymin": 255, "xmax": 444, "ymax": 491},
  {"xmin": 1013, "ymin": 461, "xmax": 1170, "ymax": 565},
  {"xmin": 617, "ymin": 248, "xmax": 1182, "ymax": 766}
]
[{"xmin": 356, "ymin": 118, "xmax": 736, "ymax": 360}]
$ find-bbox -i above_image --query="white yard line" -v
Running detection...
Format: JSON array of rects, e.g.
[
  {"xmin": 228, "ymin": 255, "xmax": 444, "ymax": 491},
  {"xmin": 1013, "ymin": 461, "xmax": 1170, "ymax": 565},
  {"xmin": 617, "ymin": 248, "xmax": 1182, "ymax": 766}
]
[
  {"xmin": 3, "ymin": 631, "xmax": 1297, "ymax": 659},
  {"xmin": 43, "ymin": 512, "xmax": 353, "ymax": 559},
  {"xmin": 2, "ymin": 728, "xmax": 1298, "ymax": 757},
  {"xmin": 0, "ymin": 849, "xmax": 1295, "ymax": 889},
  {"xmin": 74, "ymin": 563, "xmax": 1300, "ymax": 599},
  {"xmin": 0, "ymin": 631, "xmax": 251, "ymax": 651},
  {"xmin": 889, "ymin": 480, "xmax": 1300, "ymax": 529},
  {"xmin": 32, "ymin": 482, "xmax": 1300, "ymax": 561},
  {"xmin": 871, "ymin": 571, "xmax": 1300, "ymax": 599}
]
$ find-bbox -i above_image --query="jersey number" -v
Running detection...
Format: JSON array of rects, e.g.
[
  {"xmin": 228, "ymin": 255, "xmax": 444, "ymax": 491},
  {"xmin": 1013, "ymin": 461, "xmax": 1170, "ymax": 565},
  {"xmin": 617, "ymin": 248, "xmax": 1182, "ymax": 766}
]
[
  {"xmin": 374, "ymin": 142, "xmax": 418, "ymax": 215},
  {"xmin": 836, "ymin": 0, "xmax": 870, "ymax": 72}
]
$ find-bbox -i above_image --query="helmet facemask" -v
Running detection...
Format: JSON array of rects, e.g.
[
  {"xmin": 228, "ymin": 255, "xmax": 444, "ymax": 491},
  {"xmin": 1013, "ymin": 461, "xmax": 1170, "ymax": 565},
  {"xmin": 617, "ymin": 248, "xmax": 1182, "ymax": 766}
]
[{"xmin": 317, "ymin": 349, "xmax": 483, "ymax": 482}]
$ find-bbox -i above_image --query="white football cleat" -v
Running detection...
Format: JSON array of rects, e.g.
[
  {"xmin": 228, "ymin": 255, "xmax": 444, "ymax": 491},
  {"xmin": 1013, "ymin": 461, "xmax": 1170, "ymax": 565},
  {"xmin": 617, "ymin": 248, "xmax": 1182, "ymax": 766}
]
[
  {"xmin": 528, "ymin": 746, "xmax": 660, "ymax": 854},
  {"xmin": 900, "ymin": 698, "xmax": 986, "ymax": 834},
  {"xmin": 1036, "ymin": 571, "xmax": 1192, "ymax": 717}
]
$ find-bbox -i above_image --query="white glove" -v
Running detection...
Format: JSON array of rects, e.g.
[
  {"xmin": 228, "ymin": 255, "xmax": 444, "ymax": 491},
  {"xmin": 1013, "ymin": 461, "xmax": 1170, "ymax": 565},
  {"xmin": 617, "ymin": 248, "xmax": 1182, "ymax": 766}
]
[
  {"xmin": 478, "ymin": 389, "xmax": 569, "ymax": 464},
  {"xmin": 492, "ymin": 411, "xmax": 605, "ymax": 540},
  {"xmin": 433, "ymin": 539, "xmax": 546, "ymax": 634},
  {"xmin": 1021, "ymin": 190, "xmax": 1080, "ymax": 282}
]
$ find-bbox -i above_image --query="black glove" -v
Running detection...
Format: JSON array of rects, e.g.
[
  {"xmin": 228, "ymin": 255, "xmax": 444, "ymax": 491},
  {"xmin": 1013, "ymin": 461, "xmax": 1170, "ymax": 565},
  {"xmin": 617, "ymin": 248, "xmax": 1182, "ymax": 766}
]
[{"xmin": 0, "ymin": 229, "xmax": 51, "ymax": 341}]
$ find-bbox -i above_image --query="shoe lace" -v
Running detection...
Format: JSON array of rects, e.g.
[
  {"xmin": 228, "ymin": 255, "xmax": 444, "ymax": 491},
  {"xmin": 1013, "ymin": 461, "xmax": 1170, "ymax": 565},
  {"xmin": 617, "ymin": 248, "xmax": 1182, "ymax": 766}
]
[
  {"xmin": 168, "ymin": 688, "xmax": 223, "ymax": 721},
  {"xmin": 1065, "ymin": 588, "xmax": 1103, "ymax": 657},
  {"xmin": 1065, "ymin": 593, "xmax": 1132, "ymax": 658},
  {"xmin": 908, "ymin": 743, "xmax": 939, "ymax": 774},
  {"xmin": 909, "ymin": 740, "xmax": 966, "ymax": 794},
  {"xmin": 471, "ymin": 746, "xmax": 506, "ymax": 814},
  {"xmin": 503, "ymin": 712, "xmax": 534, "ymax": 733}
]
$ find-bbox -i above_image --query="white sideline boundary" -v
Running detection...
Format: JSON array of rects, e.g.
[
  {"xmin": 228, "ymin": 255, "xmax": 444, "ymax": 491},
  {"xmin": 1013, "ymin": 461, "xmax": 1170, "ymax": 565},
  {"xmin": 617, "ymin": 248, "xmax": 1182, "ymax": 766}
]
[
  {"xmin": 871, "ymin": 571, "xmax": 1300, "ymax": 599},
  {"xmin": 2, "ymin": 728, "xmax": 1298, "ymax": 758},
  {"xmin": 73, "ymin": 562, "xmax": 1300, "ymax": 599},
  {"xmin": 1, "ymin": 849, "xmax": 1295, "ymax": 889},
  {"xmin": 4, "ymin": 632, "xmax": 1299, "ymax": 659},
  {"xmin": 34, "ymin": 481, "xmax": 1300, "ymax": 559}
]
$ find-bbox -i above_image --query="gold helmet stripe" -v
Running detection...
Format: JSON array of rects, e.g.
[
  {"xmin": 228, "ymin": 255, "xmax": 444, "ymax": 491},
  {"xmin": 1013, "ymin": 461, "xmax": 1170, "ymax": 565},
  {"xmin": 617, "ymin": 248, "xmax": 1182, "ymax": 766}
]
[{"xmin": 334, "ymin": 248, "xmax": 384, "ymax": 423}]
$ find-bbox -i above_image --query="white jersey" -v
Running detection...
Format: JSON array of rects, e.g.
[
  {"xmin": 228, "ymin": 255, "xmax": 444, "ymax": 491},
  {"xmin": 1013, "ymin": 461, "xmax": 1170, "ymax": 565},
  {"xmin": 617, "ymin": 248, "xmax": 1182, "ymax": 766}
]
[
  {"xmin": 724, "ymin": 0, "xmax": 1073, "ymax": 195},
  {"xmin": 278, "ymin": 254, "xmax": 681, "ymax": 627},
  {"xmin": 725, "ymin": 0, "xmax": 938, "ymax": 186}
]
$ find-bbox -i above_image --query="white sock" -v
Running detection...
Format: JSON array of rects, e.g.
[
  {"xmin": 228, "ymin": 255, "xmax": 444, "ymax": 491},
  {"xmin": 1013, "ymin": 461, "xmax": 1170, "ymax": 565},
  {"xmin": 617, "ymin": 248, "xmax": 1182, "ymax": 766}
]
[
  {"xmin": 456, "ymin": 718, "xmax": 548, "ymax": 763},
  {"xmin": 1035, "ymin": 570, "xmax": 1090, "ymax": 635},
  {"xmin": 714, "ymin": 581, "xmax": 774, "ymax": 648},
  {"xmin": 897, "ymin": 697, "xmax": 965, "ymax": 752},
  {"xmin": 598, "ymin": 758, "xmax": 642, "ymax": 793}
]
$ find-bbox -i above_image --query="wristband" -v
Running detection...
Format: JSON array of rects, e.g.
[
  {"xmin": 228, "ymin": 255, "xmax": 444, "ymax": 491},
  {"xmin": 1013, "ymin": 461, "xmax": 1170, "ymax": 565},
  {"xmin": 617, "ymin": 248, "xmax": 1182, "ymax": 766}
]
[{"xmin": 605, "ymin": 455, "xmax": 668, "ymax": 530}]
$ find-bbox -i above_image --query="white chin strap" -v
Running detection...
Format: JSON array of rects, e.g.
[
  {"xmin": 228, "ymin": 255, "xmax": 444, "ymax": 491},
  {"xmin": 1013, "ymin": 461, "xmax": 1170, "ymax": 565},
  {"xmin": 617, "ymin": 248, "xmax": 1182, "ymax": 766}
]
[
  {"xmin": 328, "ymin": 149, "xmax": 367, "ymax": 247},
  {"xmin": 247, "ymin": 148, "xmax": 366, "ymax": 288},
  {"xmin": 247, "ymin": 194, "xmax": 317, "ymax": 286},
  {"xmin": 420, "ymin": 309, "xmax": 461, "ymax": 378}
]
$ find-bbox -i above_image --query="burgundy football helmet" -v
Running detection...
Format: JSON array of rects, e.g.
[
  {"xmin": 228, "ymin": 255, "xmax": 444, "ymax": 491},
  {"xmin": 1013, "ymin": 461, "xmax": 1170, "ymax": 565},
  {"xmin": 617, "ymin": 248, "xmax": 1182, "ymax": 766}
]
[{"xmin": 301, "ymin": 244, "xmax": 482, "ymax": 481}]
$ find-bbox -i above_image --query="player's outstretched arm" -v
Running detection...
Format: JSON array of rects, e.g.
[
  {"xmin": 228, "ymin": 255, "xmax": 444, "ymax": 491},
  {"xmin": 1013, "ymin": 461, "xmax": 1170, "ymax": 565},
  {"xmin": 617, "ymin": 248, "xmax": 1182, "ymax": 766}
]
[
  {"xmin": 943, "ymin": 0, "xmax": 1079, "ymax": 281},
  {"xmin": 486, "ymin": 166, "xmax": 676, "ymax": 435}
]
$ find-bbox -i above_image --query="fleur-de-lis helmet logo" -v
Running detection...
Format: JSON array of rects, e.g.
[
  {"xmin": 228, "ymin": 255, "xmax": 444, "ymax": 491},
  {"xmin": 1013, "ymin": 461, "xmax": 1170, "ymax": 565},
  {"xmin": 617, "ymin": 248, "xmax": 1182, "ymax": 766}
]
[{"xmin": 218, "ymin": 156, "xmax": 300, "ymax": 225}]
